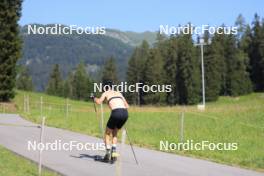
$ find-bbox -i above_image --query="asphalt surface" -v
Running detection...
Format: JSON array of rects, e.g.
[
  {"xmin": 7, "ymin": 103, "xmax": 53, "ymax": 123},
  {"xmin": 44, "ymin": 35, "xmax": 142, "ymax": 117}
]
[{"xmin": 0, "ymin": 114, "xmax": 263, "ymax": 176}]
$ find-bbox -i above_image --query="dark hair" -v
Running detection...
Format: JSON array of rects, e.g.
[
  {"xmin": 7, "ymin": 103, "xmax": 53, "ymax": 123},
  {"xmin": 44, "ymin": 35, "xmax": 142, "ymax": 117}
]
[{"xmin": 103, "ymin": 80, "xmax": 113, "ymax": 91}]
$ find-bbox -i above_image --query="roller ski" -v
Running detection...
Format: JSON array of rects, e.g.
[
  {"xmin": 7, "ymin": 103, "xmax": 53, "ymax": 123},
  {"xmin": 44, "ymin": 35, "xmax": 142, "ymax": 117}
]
[
  {"xmin": 94, "ymin": 148, "xmax": 119, "ymax": 164},
  {"xmin": 110, "ymin": 147, "xmax": 119, "ymax": 164}
]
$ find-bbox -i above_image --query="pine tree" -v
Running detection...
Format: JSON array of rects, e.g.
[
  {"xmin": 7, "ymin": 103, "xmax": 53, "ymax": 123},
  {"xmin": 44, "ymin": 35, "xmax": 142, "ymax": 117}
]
[
  {"xmin": 72, "ymin": 62, "xmax": 91, "ymax": 100},
  {"xmin": 16, "ymin": 67, "xmax": 34, "ymax": 91},
  {"xmin": 46, "ymin": 64, "xmax": 63, "ymax": 96},
  {"xmin": 163, "ymin": 36, "xmax": 178, "ymax": 104},
  {"xmin": 176, "ymin": 33, "xmax": 201, "ymax": 104},
  {"xmin": 63, "ymin": 71, "xmax": 74, "ymax": 98},
  {"xmin": 224, "ymin": 34, "xmax": 252, "ymax": 96},
  {"xmin": 212, "ymin": 29, "xmax": 229, "ymax": 96},
  {"xmin": 102, "ymin": 56, "xmax": 118, "ymax": 84},
  {"xmin": 235, "ymin": 15, "xmax": 253, "ymax": 94},
  {"xmin": 204, "ymin": 32, "xmax": 223, "ymax": 101},
  {"xmin": 249, "ymin": 14, "xmax": 264, "ymax": 91},
  {"xmin": 126, "ymin": 40, "xmax": 149, "ymax": 105},
  {"xmin": 143, "ymin": 48, "xmax": 166, "ymax": 104},
  {"xmin": 155, "ymin": 33, "xmax": 168, "ymax": 57},
  {"xmin": 232, "ymin": 49, "xmax": 252, "ymax": 95},
  {"xmin": 239, "ymin": 24, "xmax": 252, "ymax": 67},
  {"xmin": 235, "ymin": 14, "xmax": 247, "ymax": 40},
  {"xmin": 126, "ymin": 48, "xmax": 140, "ymax": 104},
  {"xmin": 0, "ymin": 0, "xmax": 22, "ymax": 101}
]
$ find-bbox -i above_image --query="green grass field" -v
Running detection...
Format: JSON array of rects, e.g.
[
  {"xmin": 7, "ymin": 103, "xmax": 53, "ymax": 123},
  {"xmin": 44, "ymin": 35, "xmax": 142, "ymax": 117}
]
[
  {"xmin": 0, "ymin": 145, "xmax": 58, "ymax": 176},
  {"xmin": 5, "ymin": 90, "xmax": 264, "ymax": 171}
]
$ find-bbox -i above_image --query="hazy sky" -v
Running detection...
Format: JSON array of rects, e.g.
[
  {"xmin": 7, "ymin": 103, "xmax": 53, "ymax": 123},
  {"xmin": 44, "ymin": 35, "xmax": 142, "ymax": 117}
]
[{"xmin": 19, "ymin": 0, "xmax": 264, "ymax": 32}]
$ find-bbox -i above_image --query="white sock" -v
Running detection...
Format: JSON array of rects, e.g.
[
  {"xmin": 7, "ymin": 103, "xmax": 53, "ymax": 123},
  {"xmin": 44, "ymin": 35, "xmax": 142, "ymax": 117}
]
[{"xmin": 106, "ymin": 144, "xmax": 111, "ymax": 150}]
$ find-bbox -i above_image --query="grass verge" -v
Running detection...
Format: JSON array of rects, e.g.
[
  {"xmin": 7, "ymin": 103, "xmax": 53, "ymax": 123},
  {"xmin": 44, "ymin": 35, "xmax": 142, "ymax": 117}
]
[
  {"xmin": 9, "ymin": 90, "xmax": 264, "ymax": 171},
  {"xmin": 0, "ymin": 145, "xmax": 58, "ymax": 176}
]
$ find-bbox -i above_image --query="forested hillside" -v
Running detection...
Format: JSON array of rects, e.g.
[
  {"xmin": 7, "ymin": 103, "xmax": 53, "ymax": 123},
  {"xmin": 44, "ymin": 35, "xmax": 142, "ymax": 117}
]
[
  {"xmin": 126, "ymin": 14, "xmax": 264, "ymax": 105},
  {"xmin": 18, "ymin": 24, "xmax": 136, "ymax": 91}
]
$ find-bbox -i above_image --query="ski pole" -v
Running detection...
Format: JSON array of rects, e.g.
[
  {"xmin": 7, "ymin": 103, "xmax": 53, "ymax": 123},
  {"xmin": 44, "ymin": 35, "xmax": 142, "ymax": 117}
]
[
  {"xmin": 90, "ymin": 93, "xmax": 103, "ymax": 137},
  {"xmin": 125, "ymin": 128, "xmax": 139, "ymax": 165},
  {"xmin": 90, "ymin": 93, "xmax": 97, "ymax": 112}
]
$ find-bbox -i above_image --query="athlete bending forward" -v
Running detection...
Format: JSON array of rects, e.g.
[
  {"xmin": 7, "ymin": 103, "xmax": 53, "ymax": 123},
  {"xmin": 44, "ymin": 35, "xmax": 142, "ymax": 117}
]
[{"xmin": 94, "ymin": 81, "xmax": 129, "ymax": 162}]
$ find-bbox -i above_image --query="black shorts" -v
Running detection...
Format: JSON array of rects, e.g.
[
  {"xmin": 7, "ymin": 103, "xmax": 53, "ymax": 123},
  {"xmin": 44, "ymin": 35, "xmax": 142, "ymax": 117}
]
[{"xmin": 107, "ymin": 108, "xmax": 128, "ymax": 129}]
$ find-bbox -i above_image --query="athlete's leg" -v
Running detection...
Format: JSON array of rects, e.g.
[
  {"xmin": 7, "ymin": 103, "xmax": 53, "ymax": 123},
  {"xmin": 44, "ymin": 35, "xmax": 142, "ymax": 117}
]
[
  {"xmin": 105, "ymin": 115, "xmax": 115, "ymax": 155},
  {"xmin": 112, "ymin": 128, "xmax": 118, "ymax": 145},
  {"xmin": 105, "ymin": 127, "xmax": 113, "ymax": 147},
  {"xmin": 111, "ymin": 128, "xmax": 119, "ymax": 161},
  {"xmin": 103, "ymin": 127, "xmax": 113, "ymax": 161}
]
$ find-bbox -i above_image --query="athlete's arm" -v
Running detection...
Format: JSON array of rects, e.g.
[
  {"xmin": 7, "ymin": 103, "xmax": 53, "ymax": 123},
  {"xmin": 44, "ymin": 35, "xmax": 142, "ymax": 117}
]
[
  {"xmin": 123, "ymin": 98, "xmax": 129, "ymax": 108},
  {"xmin": 94, "ymin": 92, "xmax": 106, "ymax": 104},
  {"xmin": 120, "ymin": 94, "xmax": 129, "ymax": 108}
]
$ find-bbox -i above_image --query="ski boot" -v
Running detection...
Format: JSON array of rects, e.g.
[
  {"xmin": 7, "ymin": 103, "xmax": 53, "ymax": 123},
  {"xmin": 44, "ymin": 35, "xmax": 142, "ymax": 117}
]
[
  {"xmin": 110, "ymin": 148, "xmax": 119, "ymax": 164},
  {"xmin": 102, "ymin": 150, "xmax": 111, "ymax": 163}
]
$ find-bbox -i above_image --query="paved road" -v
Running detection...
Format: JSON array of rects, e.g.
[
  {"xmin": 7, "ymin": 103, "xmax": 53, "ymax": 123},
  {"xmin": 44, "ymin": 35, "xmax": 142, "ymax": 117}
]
[{"xmin": 0, "ymin": 114, "xmax": 263, "ymax": 176}]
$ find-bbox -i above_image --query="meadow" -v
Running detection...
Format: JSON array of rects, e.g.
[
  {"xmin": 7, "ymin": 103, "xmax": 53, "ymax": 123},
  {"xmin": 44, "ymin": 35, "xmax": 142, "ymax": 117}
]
[
  {"xmin": 0, "ymin": 145, "xmax": 58, "ymax": 176},
  {"xmin": 4, "ymin": 90, "xmax": 263, "ymax": 171}
]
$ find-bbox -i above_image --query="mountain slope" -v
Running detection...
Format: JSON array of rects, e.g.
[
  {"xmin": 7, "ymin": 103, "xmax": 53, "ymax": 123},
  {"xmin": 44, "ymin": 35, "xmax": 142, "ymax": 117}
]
[
  {"xmin": 105, "ymin": 29, "xmax": 157, "ymax": 46},
  {"xmin": 19, "ymin": 24, "xmax": 134, "ymax": 91}
]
